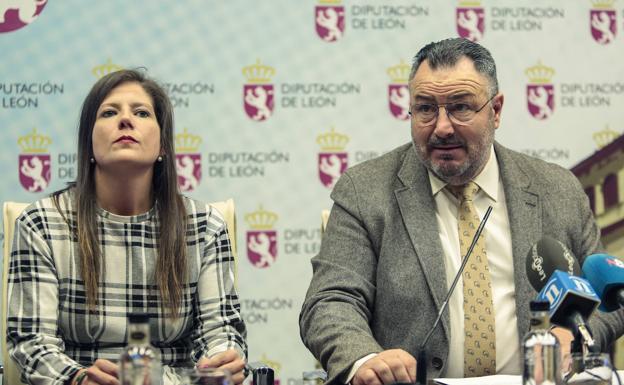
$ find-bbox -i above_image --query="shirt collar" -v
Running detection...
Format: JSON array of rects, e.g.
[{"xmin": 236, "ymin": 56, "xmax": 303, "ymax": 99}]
[{"xmin": 428, "ymin": 145, "xmax": 499, "ymax": 202}]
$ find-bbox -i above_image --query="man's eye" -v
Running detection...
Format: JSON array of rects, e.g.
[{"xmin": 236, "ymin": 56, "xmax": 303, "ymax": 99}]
[
  {"xmin": 449, "ymin": 103, "xmax": 471, "ymax": 113},
  {"xmin": 416, "ymin": 104, "xmax": 436, "ymax": 113}
]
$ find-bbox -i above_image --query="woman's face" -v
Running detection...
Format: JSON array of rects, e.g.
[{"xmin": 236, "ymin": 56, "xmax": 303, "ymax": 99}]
[{"xmin": 91, "ymin": 82, "xmax": 162, "ymax": 172}]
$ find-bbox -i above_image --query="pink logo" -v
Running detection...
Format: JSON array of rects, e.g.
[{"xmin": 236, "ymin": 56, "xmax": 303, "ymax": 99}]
[
  {"xmin": 19, "ymin": 154, "xmax": 51, "ymax": 192},
  {"xmin": 247, "ymin": 230, "xmax": 277, "ymax": 268},
  {"xmin": 456, "ymin": 7, "xmax": 485, "ymax": 42},
  {"xmin": 527, "ymin": 84, "xmax": 555, "ymax": 120},
  {"xmin": 590, "ymin": 9, "xmax": 616, "ymax": 45},
  {"xmin": 318, "ymin": 152, "xmax": 348, "ymax": 188},
  {"xmin": 606, "ymin": 257, "xmax": 624, "ymax": 269},
  {"xmin": 0, "ymin": 0, "xmax": 47, "ymax": 33},
  {"xmin": 388, "ymin": 84, "xmax": 410, "ymax": 120},
  {"xmin": 315, "ymin": 5, "xmax": 345, "ymax": 42},
  {"xmin": 243, "ymin": 84, "xmax": 274, "ymax": 121},
  {"xmin": 176, "ymin": 154, "xmax": 201, "ymax": 192}
]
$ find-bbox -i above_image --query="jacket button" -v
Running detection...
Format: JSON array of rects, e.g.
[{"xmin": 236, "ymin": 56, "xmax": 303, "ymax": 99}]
[{"xmin": 432, "ymin": 357, "xmax": 443, "ymax": 370}]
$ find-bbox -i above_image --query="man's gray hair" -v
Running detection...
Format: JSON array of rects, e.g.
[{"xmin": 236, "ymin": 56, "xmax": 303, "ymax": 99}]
[{"xmin": 409, "ymin": 38, "xmax": 499, "ymax": 97}]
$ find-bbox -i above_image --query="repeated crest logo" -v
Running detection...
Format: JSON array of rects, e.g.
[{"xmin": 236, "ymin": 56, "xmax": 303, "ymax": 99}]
[
  {"xmin": 242, "ymin": 59, "xmax": 275, "ymax": 122},
  {"xmin": 456, "ymin": 0, "xmax": 485, "ymax": 42},
  {"xmin": 315, "ymin": 0, "xmax": 345, "ymax": 43},
  {"xmin": 592, "ymin": 125, "xmax": 620, "ymax": 149},
  {"xmin": 317, "ymin": 128, "xmax": 349, "ymax": 189},
  {"xmin": 590, "ymin": 0, "xmax": 617, "ymax": 45},
  {"xmin": 0, "ymin": 0, "xmax": 47, "ymax": 33},
  {"xmin": 525, "ymin": 61, "xmax": 555, "ymax": 120},
  {"xmin": 92, "ymin": 59, "xmax": 123, "ymax": 79},
  {"xmin": 18, "ymin": 128, "xmax": 52, "ymax": 193},
  {"xmin": 175, "ymin": 128, "xmax": 202, "ymax": 192},
  {"xmin": 245, "ymin": 206, "xmax": 278, "ymax": 269},
  {"xmin": 387, "ymin": 60, "xmax": 411, "ymax": 121}
]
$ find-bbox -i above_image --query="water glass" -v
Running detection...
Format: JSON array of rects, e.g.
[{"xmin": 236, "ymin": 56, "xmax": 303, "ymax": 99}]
[
  {"xmin": 174, "ymin": 367, "xmax": 233, "ymax": 385},
  {"xmin": 563, "ymin": 352, "xmax": 613, "ymax": 385}
]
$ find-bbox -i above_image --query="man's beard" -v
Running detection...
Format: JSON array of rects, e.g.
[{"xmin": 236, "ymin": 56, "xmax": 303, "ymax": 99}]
[{"xmin": 413, "ymin": 123, "xmax": 495, "ymax": 185}]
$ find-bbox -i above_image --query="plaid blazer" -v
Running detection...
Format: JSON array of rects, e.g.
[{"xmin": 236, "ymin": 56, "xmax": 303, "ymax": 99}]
[{"xmin": 7, "ymin": 190, "xmax": 247, "ymax": 385}]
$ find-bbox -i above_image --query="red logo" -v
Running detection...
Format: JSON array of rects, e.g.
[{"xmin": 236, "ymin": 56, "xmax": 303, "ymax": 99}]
[
  {"xmin": 18, "ymin": 129, "xmax": 52, "ymax": 192},
  {"xmin": 0, "ymin": 0, "xmax": 47, "ymax": 33},
  {"xmin": 243, "ymin": 60, "xmax": 276, "ymax": 122},
  {"xmin": 315, "ymin": 2, "xmax": 345, "ymax": 42}
]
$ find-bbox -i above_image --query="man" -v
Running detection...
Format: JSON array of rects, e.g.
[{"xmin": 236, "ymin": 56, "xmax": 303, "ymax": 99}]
[{"xmin": 299, "ymin": 38, "xmax": 624, "ymax": 385}]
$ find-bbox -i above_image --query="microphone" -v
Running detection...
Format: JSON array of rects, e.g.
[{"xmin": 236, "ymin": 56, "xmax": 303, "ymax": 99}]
[
  {"xmin": 415, "ymin": 206, "xmax": 493, "ymax": 385},
  {"xmin": 582, "ymin": 253, "xmax": 624, "ymax": 312},
  {"xmin": 525, "ymin": 237, "xmax": 600, "ymax": 352}
]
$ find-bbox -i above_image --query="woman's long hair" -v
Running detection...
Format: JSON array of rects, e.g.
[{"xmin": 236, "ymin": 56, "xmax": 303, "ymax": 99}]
[{"xmin": 54, "ymin": 69, "xmax": 187, "ymax": 317}]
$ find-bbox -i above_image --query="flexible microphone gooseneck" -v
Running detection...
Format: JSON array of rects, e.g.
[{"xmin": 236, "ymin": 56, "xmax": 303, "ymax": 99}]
[{"xmin": 415, "ymin": 206, "xmax": 493, "ymax": 385}]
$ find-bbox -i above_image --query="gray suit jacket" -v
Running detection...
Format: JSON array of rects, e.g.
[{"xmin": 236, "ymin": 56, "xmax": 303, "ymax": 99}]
[{"xmin": 299, "ymin": 141, "xmax": 624, "ymax": 384}]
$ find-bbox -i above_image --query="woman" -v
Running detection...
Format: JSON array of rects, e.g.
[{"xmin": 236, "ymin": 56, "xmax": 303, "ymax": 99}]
[{"xmin": 7, "ymin": 69, "xmax": 247, "ymax": 385}]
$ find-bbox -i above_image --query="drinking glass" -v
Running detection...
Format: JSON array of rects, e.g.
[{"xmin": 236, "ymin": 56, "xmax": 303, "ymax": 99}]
[
  {"xmin": 174, "ymin": 367, "xmax": 232, "ymax": 385},
  {"xmin": 563, "ymin": 352, "xmax": 613, "ymax": 385}
]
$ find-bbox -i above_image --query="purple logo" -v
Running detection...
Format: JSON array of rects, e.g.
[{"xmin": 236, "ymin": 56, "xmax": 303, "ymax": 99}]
[
  {"xmin": 243, "ymin": 84, "xmax": 274, "ymax": 121},
  {"xmin": 318, "ymin": 152, "xmax": 347, "ymax": 188},
  {"xmin": 247, "ymin": 230, "xmax": 277, "ymax": 268},
  {"xmin": 0, "ymin": 0, "xmax": 47, "ymax": 33},
  {"xmin": 315, "ymin": 5, "xmax": 345, "ymax": 42},
  {"xmin": 176, "ymin": 153, "xmax": 201, "ymax": 192},
  {"xmin": 527, "ymin": 84, "xmax": 555, "ymax": 120},
  {"xmin": 19, "ymin": 154, "xmax": 50, "ymax": 192},
  {"xmin": 388, "ymin": 84, "xmax": 410, "ymax": 120},
  {"xmin": 590, "ymin": 9, "xmax": 616, "ymax": 45},
  {"xmin": 456, "ymin": 7, "xmax": 485, "ymax": 42}
]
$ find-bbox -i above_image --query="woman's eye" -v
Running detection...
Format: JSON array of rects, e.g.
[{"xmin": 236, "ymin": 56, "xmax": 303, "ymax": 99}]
[
  {"xmin": 100, "ymin": 110, "xmax": 116, "ymax": 118},
  {"xmin": 136, "ymin": 110, "xmax": 150, "ymax": 118}
]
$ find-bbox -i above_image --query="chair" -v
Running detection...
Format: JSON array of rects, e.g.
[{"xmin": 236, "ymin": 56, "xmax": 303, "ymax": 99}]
[{"xmin": 1, "ymin": 199, "xmax": 237, "ymax": 385}]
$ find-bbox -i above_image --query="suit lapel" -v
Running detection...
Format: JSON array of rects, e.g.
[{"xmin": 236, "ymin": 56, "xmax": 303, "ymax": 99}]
[
  {"xmin": 395, "ymin": 148, "xmax": 450, "ymax": 338},
  {"xmin": 495, "ymin": 143, "xmax": 541, "ymax": 337}
]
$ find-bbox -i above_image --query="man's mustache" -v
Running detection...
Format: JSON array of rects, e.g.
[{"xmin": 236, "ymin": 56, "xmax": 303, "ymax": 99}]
[{"xmin": 428, "ymin": 136, "xmax": 465, "ymax": 147}]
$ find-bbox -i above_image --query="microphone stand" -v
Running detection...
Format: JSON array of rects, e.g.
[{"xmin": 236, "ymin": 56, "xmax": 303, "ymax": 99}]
[{"xmin": 415, "ymin": 206, "xmax": 493, "ymax": 385}]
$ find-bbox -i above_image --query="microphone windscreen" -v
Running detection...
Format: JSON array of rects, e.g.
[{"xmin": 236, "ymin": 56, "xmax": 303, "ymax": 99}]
[
  {"xmin": 582, "ymin": 253, "xmax": 624, "ymax": 312},
  {"xmin": 526, "ymin": 236, "xmax": 581, "ymax": 291}
]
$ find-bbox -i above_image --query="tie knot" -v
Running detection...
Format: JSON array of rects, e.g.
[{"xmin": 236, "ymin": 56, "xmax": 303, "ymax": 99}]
[{"xmin": 448, "ymin": 181, "xmax": 479, "ymax": 202}]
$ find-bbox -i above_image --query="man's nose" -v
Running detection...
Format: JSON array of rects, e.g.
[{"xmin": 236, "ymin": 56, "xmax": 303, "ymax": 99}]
[{"xmin": 432, "ymin": 106, "xmax": 454, "ymax": 138}]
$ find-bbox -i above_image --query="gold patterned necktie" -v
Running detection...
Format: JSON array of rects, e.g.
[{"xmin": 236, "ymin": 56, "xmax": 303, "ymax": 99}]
[{"xmin": 450, "ymin": 182, "xmax": 496, "ymax": 377}]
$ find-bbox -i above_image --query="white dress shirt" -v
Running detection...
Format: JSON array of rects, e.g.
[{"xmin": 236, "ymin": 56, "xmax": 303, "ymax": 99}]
[{"xmin": 430, "ymin": 146, "xmax": 521, "ymax": 377}]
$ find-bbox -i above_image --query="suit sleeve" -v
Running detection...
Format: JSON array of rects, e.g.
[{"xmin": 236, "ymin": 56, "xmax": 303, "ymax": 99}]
[{"xmin": 299, "ymin": 172, "xmax": 383, "ymax": 385}]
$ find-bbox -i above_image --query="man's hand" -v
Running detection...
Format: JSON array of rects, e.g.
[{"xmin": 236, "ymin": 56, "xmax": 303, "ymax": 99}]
[
  {"xmin": 198, "ymin": 349, "xmax": 247, "ymax": 385},
  {"xmin": 551, "ymin": 326, "xmax": 574, "ymax": 360},
  {"xmin": 74, "ymin": 359, "xmax": 119, "ymax": 385},
  {"xmin": 352, "ymin": 349, "xmax": 416, "ymax": 385}
]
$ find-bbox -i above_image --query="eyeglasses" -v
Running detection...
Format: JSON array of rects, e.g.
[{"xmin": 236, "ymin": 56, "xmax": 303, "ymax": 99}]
[{"xmin": 409, "ymin": 94, "xmax": 497, "ymax": 125}]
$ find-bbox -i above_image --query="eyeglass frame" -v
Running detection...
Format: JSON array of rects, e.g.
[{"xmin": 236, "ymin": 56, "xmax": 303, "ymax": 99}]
[{"xmin": 408, "ymin": 93, "xmax": 498, "ymax": 125}]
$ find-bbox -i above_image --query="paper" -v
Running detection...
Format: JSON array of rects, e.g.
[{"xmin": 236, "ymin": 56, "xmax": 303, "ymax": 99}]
[{"xmin": 434, "ymin": 375, "xmax": 521, "ymax": 385}]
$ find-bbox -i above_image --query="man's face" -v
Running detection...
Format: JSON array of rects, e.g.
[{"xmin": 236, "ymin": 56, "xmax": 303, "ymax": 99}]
[{"xmin": 408, "ymin": 57, "xmax": 503, "ymax": 186}]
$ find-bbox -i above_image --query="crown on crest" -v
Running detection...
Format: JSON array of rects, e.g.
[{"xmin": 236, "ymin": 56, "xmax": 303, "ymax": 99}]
[
  {"xmin": 459, "ymin": 0, "xmax": 481, "ymax": 7},
  {"xmin": 524, "ymin": 61, "xmax": 555, "ymax": 84},
  {"xmin": 242, "ymin": 59, "xmax": 276, "ymax": 84},
  {"xmin": 92, "ymin": 59, "xmax": 123, "ymax": 79},
  {"xmin": 591, "ymin": 0, "xmax": 615, "ymax": 9},
  {"xmin": 387, "ymin": 60, "xmax": 411, "ymax": 83},
  {"xmin": 317, "ymin": 128, "xmax": 349, "ymax": 152},
  {"xmin": 319, "ymin": 0, "xmax": 341, "ymax": 4},
  {"xmin": 259, "ymin": 354, "xmax": 282, "ymax": 374},
  {"xmin": 18, "ymin": 128, "xmax": 52, "ymax": 153},
  {"xmin": 593, "ymin": 125, "xmax": 620, "ymax": 149},
  {"xmin": 175, "ymin": 128, "xmax": 202, "ymax": 153},
  {"xmin": 245, "ymin": 205, "xmax": 279, "ymax": 230}
]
